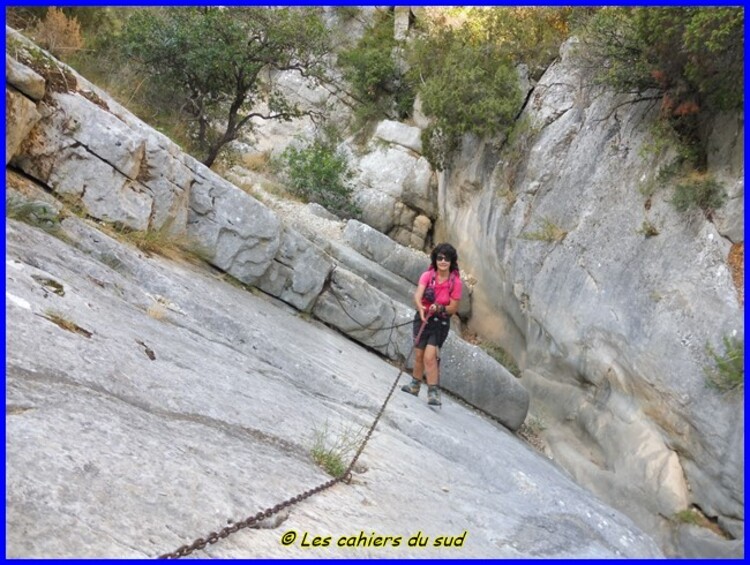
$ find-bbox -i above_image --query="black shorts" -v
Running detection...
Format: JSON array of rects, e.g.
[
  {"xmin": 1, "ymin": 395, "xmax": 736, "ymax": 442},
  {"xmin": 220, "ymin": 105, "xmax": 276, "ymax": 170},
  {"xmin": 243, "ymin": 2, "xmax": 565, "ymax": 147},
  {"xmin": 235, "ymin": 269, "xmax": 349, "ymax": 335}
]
[{"xmin": 413, "ymin": 311, "xmax": 450, "ymax": 349}]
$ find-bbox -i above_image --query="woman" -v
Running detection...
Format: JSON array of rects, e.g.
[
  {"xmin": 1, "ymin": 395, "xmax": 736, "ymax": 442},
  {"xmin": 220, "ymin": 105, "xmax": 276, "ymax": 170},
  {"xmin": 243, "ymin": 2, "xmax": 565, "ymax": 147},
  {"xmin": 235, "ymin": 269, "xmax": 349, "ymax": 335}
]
[{"xmin": 402, "ymin": 243, "xmax": 462, "ymax": 406}]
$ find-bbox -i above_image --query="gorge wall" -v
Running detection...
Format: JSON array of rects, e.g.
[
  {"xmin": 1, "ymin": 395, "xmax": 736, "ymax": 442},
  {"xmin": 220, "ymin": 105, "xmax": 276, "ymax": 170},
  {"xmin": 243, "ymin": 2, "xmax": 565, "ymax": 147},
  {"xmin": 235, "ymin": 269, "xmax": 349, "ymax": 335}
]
[{"xmin": 432, "ymin": 39, "xmax": 744, "ymax": 555}]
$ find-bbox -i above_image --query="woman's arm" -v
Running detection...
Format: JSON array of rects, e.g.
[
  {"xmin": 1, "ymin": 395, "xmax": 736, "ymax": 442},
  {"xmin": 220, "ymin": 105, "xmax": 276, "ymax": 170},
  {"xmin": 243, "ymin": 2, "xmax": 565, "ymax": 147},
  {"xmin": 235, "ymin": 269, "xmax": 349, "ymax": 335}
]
[
  {"xmin": 414, "ymin": 284, "xmax": 427, "ymax": 321},
  {"xmin": 447, "ymin": 298, "xmax": 460, "ymax": 316}
]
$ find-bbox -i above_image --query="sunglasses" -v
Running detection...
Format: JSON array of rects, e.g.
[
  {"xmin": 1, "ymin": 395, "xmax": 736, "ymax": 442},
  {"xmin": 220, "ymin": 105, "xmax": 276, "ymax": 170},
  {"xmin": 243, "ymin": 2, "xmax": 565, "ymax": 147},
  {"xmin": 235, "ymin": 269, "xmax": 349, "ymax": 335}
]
[{"xmin": 436, "ymin": 254, "xmax": 450, "ymax": 262}]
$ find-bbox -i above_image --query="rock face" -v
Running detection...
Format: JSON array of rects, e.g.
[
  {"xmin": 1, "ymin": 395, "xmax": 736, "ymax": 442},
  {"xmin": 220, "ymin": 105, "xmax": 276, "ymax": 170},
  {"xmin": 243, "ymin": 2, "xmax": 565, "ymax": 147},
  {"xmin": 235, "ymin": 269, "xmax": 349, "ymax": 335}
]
[
  {"xmin": 6, "ymin": 29, "xmax": 526, "ymax": 432},
  {"xmin": 434, "ymin": 38, "xmax": 744, "ymax": 556},
  {"xmin": 345, "ymin": 121, "xmax": 437, "ymax": 251},
  {"xmin": 5, "ymin": 33, "xmax": 548, "ymax": 560},
  {"xmin": 5, "ymin": 20, "xmax": 742, "ymax": 559},
  {"xmin": 6, "ymin": 218, "xmax": 660, "ymax": 558}
]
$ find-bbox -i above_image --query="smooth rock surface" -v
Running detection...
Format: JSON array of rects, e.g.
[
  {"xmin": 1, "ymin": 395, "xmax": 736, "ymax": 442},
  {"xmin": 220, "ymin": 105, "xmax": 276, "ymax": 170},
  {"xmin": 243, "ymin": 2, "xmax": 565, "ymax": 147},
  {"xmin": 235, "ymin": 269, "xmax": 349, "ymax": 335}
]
[{"xmin": 6, "ymin": 218, "xmax": 662, "ymax": 558}]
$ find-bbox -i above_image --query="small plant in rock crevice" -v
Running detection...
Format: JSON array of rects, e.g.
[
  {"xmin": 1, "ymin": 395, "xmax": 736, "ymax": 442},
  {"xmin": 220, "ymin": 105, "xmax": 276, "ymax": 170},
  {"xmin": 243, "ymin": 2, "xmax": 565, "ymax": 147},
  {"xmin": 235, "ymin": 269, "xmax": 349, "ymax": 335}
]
[
  {"xmin": 480, "ymin": 343, "xmax": 521, "ymax": 378},
  {"xmin": 704, "ymin": 335, "xmax": 743, "ymax": 394},
  {"xmin": 672, "ymin": 507, "xmax": 729, "ymax": 538},
  {"xmin": 309, "ymin": 419, "xmax": 366, "ymax": 478},
  {"xmin": 42, "ymin": 309, "xmax": 92, "ymax": 337},
  {"xmin": 637, "ymin": 219, "xmax": 659, "ymax": 238},
  {"xmin": 671, "ymin": 174, "xmax": 727, "ymax": 219},
  {"xmin": 147, "ymin": 302, "xmax": 168, "ymax": 321},
  {"xmin": 520, "ymin": 216, "xmax": 567, "ymax": 243}
]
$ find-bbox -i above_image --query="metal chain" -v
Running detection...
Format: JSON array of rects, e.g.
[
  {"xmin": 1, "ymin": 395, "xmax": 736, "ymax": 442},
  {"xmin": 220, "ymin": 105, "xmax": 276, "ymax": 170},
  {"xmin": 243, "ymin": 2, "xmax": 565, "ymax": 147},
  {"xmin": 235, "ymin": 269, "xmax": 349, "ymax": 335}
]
[{"xmin": 158, "ymin": 321, "xmax": 428, "ymax": 559}]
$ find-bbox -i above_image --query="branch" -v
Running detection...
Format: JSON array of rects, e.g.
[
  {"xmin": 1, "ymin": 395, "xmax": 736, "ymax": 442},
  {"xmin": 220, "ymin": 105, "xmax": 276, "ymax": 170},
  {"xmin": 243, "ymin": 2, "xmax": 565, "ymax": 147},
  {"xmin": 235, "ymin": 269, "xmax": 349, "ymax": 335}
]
[
  {"xmin": 592, "ymin": 94, "xmax": 662, "ymax": 123},
  {"xmin": 235, "ymin": 107, "xmax": 326, "ymax": 131}
]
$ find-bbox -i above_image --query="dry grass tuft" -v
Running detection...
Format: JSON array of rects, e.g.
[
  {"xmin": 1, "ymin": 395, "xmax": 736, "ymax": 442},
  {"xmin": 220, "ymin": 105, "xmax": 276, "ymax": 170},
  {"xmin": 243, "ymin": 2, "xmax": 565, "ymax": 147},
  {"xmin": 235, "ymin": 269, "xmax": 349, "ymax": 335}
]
[
  {"xmin": 241, "ymin": 151, "xmax": 272, "ymax": 172},
  {"xmin": 147, "ymin": 302, "xmax": 168, "ymax": 321},
  {"xmin": 32, "ymin": 7, "xmax": 83, "ymax": 59},
  {"xmin": 42, "ymin": 309, "xmax": 92, "ymax": 337},
  {"xmin": 101, "ymin": 222, "xmax": 210, "ymax": 265},
  {"xmin": 520, "ymin": 216, "xmax": 567, "ymax": 243}
]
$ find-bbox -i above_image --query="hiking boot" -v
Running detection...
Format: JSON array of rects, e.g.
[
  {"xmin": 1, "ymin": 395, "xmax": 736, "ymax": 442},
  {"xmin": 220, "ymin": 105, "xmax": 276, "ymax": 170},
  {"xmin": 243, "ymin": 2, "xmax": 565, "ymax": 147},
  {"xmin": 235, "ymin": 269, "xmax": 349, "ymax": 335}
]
[
  {"xmin": 401, "ymin": 378, "xmax": 422, "ymax": 396},
  {"xmin": 427, "ymin": 385, "xmax": 441, "ymax": 406}
]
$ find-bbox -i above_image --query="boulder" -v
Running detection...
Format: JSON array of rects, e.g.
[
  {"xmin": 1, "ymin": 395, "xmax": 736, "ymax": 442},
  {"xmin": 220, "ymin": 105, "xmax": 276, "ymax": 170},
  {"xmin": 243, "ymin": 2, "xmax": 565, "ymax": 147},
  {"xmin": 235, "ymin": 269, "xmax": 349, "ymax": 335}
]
[
  {"xmin": 351, "ymin": 136, "xmax": 437, "ymax": 249},
  {"xmin": 187, "ymin": 173, "xmax": 281, "ymax": 284},
  {"xmin": 5, "ymin": 87, "xmax": 41, "ymax": 165},
  {"xmin": 342, "ymin": 219, "xmax": 428, "ymax": 283},
  {"xmin": 312, "ymin": 237, "xmax": 417, "ymax": 308},
  {"xmin": 255, "ymin": 225, "xmax": 333, "ymax": 311},
  {"xmin": 374, "ymin": 119, "xmax": 422, "ymax": 153},
  {"xmin": 6, "ymin": 53, "xmax": 45, "ymax": 100}
]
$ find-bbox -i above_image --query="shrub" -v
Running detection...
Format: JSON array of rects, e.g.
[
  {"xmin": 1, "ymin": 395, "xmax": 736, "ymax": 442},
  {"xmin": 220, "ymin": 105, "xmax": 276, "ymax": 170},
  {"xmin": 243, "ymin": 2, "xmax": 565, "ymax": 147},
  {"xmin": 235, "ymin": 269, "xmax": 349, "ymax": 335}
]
[
  {"xmin": 280, "ymin": 136, "xmax": 359, "ymax": 219},
  {"xmin": 704, "ymin": 336, "xmax": 743, "ymax": 393},
  {"xmin": 671, "ymin": 174, "xmax": 727, "ymax": 217},
  {"xmin": 32, "ymin": 7, "xmax": 83, "ymax": 59}
]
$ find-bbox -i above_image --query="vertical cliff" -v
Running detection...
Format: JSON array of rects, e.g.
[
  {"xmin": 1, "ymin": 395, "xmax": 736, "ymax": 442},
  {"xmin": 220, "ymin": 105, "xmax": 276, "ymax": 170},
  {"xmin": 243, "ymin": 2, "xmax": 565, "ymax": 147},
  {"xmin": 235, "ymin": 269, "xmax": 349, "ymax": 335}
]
[{"xmin": 434, "ymin": 39, "xmax": 743, "ymax": 555}]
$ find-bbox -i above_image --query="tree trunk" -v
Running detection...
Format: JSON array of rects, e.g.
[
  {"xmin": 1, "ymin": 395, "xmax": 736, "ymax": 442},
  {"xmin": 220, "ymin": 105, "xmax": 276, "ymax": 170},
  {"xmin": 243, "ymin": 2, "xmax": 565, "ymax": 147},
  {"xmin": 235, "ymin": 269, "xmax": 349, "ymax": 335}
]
[{"xmin": 202, "ymin": 146, "xmax": 221, "ymax": 168}]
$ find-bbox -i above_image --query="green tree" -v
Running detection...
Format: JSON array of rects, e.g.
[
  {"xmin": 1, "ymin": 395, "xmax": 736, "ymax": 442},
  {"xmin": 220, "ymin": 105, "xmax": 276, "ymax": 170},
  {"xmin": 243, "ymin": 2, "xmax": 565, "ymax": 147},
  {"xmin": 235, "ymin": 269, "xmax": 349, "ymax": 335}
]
[
  {"xmin": 401, "ymin": 7, "xmax": 584, "ymax": 169},
  {"xmin": 120, "ymin": 7, "xmax": 331, "ymax": 167},
  {"xmin": 461, "ymin": 6, "xmax": 579, "ymax": 79},
  {"xmin": 337, "ymin": 9, "xmax": 414, "ymax": 124},
  {"xmin": 408, "ymin": 24, "xmax": 522, "ymax": 169}
]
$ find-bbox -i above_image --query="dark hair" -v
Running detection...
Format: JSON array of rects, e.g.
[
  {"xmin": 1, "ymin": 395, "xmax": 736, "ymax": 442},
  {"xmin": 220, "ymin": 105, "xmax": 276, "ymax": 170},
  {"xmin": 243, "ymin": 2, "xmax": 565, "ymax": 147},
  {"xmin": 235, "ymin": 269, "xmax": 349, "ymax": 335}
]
[{"xmin": 430, "ymin": 243, "xmax": 459, "ymax": 273}]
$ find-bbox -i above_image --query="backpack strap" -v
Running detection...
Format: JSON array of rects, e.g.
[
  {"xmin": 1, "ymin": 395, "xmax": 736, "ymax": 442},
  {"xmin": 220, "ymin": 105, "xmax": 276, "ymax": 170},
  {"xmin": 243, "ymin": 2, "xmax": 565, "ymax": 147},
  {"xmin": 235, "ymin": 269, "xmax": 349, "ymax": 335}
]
[{"xmin": 430, "ymin": 269, "xmax": 458, "ymax": 297}]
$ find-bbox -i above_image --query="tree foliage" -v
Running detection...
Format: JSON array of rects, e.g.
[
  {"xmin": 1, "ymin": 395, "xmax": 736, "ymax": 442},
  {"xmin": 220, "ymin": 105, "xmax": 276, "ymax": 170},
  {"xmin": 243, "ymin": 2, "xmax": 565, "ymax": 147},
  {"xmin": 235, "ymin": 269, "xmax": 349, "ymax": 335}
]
[
  {"xmin": 119, "ymin": 7, "xmax": 331, "ymax": 166},
  {"xmin": 407, "ymin": 13, "xmax": 524, "ymax": 169},
  {"xmin": 337, "ymin": 9, "xmax": 413, "ymax": 124},
  {"xmin": 414, "ymin": 33, "xmax": 521, "ymax": 169},
  {"xmin": 459, "ymin": 7, "xmax": 579, "ymax": 79},
  {"xmin": 279, "ymin": 131, "xmax": 358, "ymax": 219},
  {"xmin": 578, "ymin": 7, "xmax": 743, "ymax": 168}
]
